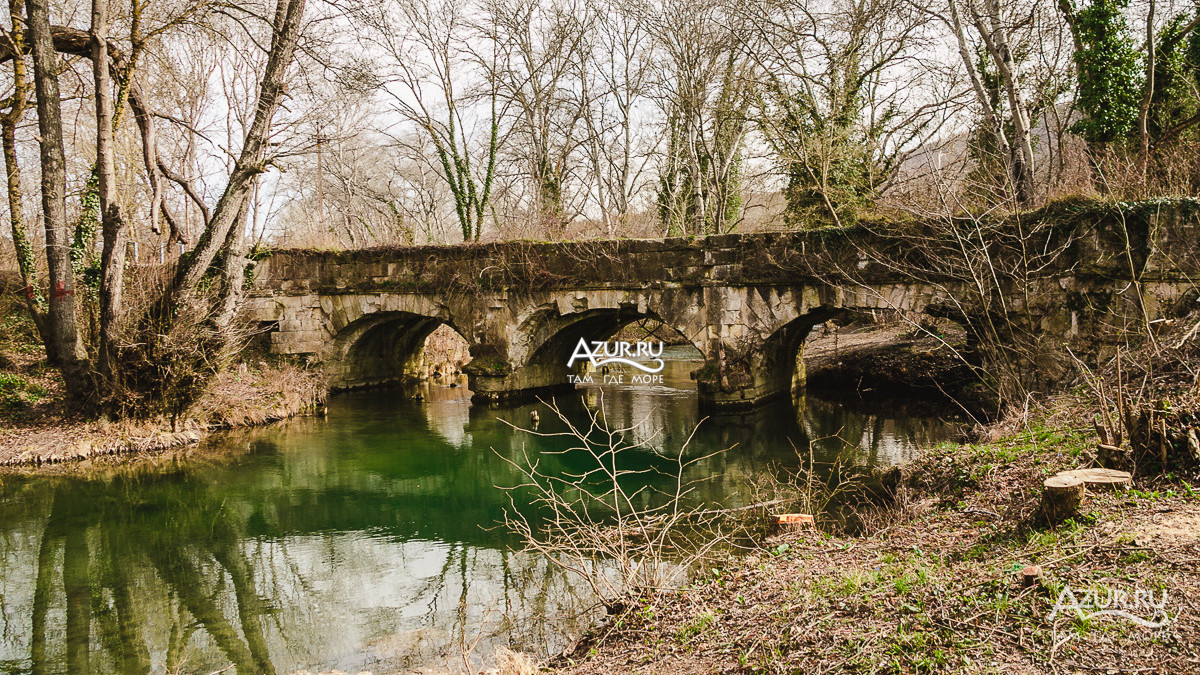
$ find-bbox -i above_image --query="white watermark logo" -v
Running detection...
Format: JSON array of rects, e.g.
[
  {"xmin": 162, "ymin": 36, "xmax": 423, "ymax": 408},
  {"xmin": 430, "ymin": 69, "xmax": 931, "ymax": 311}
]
[
  {"xmin": 1048, "ymin": 583, "xmax": 1170, "ymax": 628},
  {"xmin": 567, "ymin": 338, "xmax": 665, "ymax": 373},
  {"xmin": 566, "ymin": 339, "xmax": 666, "ymax": 386}
]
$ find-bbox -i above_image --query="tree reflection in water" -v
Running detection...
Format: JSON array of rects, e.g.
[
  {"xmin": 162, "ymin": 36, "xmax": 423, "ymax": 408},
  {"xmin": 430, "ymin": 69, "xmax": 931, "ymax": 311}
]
[
  {"xmin": 0, "ymin": 358, "xmax": 959, "ymax": 674},
  {"xmin": 0, "ymin": 461, "xmax": 594, "ymax": 674}
]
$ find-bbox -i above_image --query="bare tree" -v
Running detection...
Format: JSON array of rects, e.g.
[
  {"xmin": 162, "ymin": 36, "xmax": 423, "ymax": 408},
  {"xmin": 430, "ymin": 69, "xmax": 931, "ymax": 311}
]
[
  {"xmin": 743, "ymin": 0, "xmax": 949, "ymax": 226},
  {"xmin": 487, "ymin": 0, "xmax": 592, "ymax": 237},
  {"xmin": 353, "ymin": 0, "xmax": 500, "ymax": 242},
  {"xmin": 945, "ymin": 0, "xmax": 1039, "ymax": 206},
  {"xmin": 172, "ymin": 0, "xmax": 308, "ymax": 328},
  {"xmin": 577, "ymin": 0, "xmax": 657, "ymax": 235},
  {"xmin": 1, "ymin": 0, "xmax": 49, "ymax": 348},
  {"xmin": 499, "ymin": 397, "xmax": 735, "ymax": 612},
  {"xmin": 2, "ymin": 0, "xmax": 309, "ymax": 410},
  {"xmin": 92, "ymin": 0, "xmax": 128, "ymax": 378},
  {"xmin": 651, "ymin": 0, "xmax": 752, "ymax": 236}
]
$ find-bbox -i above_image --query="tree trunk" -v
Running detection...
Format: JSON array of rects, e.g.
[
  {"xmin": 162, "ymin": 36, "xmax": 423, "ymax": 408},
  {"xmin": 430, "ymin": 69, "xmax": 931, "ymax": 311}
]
[
  {"xmin": 686, "ymin": 117, "xmax": 706, "ymax": 235},
  {"xmin": 168, "ymin": 0, "xmax": 306, "ymax": 306},
  {"xmin": 0, "ymin": 115, "xmax": 49, "ymax": 343},
  {"xmin": 1136, "ymin": 0, "xmax": 1155, "ymax": 183},
  {"xmin": 949, "ymin": 0, "xmax": 1014, "ymax": 189},
  {"xmin": 25, "ymin": 0, "xmax": 91, "ymax": 395},
  {"xmin": 92, "ymin": 0, "xmax": 128, "ymax": 379},
  {"xmin": 974, "ymin": 0, "xmax": 1037, "ymax": 207},
  {"xmin": 211, "ymin": 195, "xmax": 252, "ymax": 330},
  {"xmin": 2, "ymin": 0, "xmax": 51, "ymax": 351}
]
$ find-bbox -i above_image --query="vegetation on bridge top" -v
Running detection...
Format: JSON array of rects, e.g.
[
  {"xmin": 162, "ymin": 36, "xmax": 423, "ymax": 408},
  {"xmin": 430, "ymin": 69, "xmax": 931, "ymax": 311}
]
[{"xmin": 253, "ymin": 197, "xmax": 1200, "ymax": 297}]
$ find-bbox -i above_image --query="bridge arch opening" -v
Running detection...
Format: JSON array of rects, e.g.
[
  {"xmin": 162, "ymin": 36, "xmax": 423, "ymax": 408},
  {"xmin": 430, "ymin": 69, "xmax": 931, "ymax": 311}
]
[
  {"xmin": 798, "ymin": 310, "xmax": 977, "ymax": 406},
  {"xmin": 759, "ymin": 314, "xmax": 830, "ymax": 395},
  {"xmin": 469, "ymin": 304, "xmax": 703, "ymax": 402},
  {"xmin": 701, "ymin": 306, "xmax": 847, "ymax": 409},
  {"xmin": 526, "ymin": 308, "xmax": 700, "ymax": 381},
  {"xmin": 332, "ymin": 311, "xmax": 470, "ymax": 391}
]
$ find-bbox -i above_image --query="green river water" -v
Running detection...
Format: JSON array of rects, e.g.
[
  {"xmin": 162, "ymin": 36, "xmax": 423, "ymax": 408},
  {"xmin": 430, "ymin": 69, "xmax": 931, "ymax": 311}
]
[{"xmin": 0, "ymin": 347, "xmax": 959, "ymax": 674}]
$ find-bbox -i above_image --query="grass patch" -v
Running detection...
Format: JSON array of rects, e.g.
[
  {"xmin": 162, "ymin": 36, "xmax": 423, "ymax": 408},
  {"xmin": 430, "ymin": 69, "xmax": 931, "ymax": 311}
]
[
  {"xmin": 0, "ymin": 372, "xmax": 47, "ymax": 415},
  {"xmin": 673, "ymin": 611, "xmax": 715, "ymax": 646}
]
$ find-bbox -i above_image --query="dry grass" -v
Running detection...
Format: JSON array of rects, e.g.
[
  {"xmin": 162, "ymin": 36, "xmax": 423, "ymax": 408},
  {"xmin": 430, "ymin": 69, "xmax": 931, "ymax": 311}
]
[
  {"xmin": 487, "ymin": 647, "xmax": 540, "ymax": 675},
  {"xmin": 551, "ymin": 400, "xmax": 1200, "ymax": 674},
  {"xmin": 0, "ymin": 358, "xmax": 325, "ymax": 467},
  {"xmin": 188, "ymin": 359, "xmax": 327, "ymax": 428},
  {"xmin": 0, "ymin": 286, "xmax": 327, "ymax": 466}
]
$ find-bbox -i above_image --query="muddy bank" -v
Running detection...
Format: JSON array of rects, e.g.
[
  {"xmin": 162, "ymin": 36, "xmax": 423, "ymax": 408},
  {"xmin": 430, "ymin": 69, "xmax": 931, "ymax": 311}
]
[
  {"xmin": 0, "ymin": 317, "xmax": 475, "ymax": 470},
  {"xmin": 0, "ymin": 327, "xmax": 474, "ymax": 469},
  {"xmin": 0, "ymin": 361, "xmax": 327, "ymax": 468}
]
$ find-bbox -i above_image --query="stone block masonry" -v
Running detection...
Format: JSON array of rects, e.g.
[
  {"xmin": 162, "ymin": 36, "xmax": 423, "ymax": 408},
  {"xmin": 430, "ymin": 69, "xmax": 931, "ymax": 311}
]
[{"xmin": 242, "ymin": 202, "xmax": 1200, "ymax": 410}]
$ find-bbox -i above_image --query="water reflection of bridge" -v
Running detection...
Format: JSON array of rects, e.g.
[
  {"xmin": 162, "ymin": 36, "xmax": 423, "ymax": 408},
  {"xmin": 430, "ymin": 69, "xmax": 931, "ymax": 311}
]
[{"xmin": 0, "ymin": 375, "xmax": 959, "ymax": 674}]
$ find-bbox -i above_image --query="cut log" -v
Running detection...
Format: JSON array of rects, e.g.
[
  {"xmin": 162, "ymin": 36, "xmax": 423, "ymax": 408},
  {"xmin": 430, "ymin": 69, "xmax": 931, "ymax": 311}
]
[
  {"xmin": 1021, "ymin": 565, "xmax": 1042, "ymax": 588},
  {"xmin": 1056, "ymin": 468, "xmax": 1133, "ymax": 490},
  {"xmin": 774, "ymin": 513, "xmax": 814, "ymax": 526},
  {"xmin": 771, "ymin": 513, "xmax": 815, "ymax": 534},
  {"xmin": 1041, "ymin": 474, "xmax": 1085, "ymax": 524}
]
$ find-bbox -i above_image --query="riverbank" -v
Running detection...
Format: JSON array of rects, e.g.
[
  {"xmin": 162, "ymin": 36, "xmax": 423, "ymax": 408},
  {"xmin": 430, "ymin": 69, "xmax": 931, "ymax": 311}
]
[
  {"xmin": 0, "ymin": 295, "xmax": 328, "ymax": 467},
  {"xmin": 0, "ymin": 358, "xmax": 327, "ymax": 467},
  {"xmin": 549, "ymin": 399, "xmax": 1200, "ymax": 674}
]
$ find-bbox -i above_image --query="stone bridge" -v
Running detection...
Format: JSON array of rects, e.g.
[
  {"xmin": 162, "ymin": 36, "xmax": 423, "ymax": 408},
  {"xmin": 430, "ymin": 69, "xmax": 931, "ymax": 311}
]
[{"xmin": 243, "ymin": 205, "xmax": 1200, "ymax": 410}]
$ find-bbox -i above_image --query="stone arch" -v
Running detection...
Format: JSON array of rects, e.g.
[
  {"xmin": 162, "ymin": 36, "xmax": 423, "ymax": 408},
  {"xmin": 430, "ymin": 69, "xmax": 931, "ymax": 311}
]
[
  {"xmin": 699, "ymin": 282, "xmax": 940, "ymax": 408},
  {"xmin": 509, "ymin": 291, "xmax": 706, "ymax": 364},
  {"xmin": 327, "ymin": 308, "xmax": 469, "ymax": 391},
  {"xmin": 695, "ymin": 283, "xmax": 844, "ymax": 409},
  {"xmin": 468, "ymin": 290, "xmax": 706, "ymax": 402},
  {"xmin": 730, "ymin": 306, "xmax": 845, "ymax": 402},
  {"xmin": 524, "ymin": 307, "xmax": 690, "ymax": 374}
]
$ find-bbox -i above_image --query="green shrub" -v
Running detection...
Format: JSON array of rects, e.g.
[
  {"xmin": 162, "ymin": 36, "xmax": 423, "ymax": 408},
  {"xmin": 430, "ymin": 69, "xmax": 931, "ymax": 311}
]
[{"xmin": 0, "ymin": 372, "xmax": 47, "ymax": 413}]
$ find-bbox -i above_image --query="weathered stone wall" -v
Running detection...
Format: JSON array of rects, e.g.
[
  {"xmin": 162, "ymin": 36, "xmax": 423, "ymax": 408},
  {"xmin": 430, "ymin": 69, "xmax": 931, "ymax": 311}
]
[{"xmin": 242, "ymin": 201, "xmax": 1200, "ymax": 410}]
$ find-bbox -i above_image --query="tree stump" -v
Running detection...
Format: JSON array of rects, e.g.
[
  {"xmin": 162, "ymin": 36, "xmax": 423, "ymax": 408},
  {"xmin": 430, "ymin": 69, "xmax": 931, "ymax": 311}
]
[
  {"xmin": 771, "ymin": 513, "xmax": 815, "ymax": 534},
  {"xmin": 1041, "ymin": 474, "xmax": 1085, "ymax": 524},
  {"xmin": 1021, "ymin": 565, "xmax": 1042, "ymax": 589},
  {"xmin": 1097, "ymin": 443, "xmax": 1130, "ymax": 471},
  {"xmin": 1055, "ymin": 468, "xmax": 1132, "ymax": 490}
]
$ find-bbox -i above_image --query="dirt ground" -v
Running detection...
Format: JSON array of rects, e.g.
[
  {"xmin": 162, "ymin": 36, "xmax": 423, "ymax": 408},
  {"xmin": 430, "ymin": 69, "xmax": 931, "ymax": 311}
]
[
  {"xmin": 0, "ymin": 361, "xmax": 327, "ymax": 467},
  {"xmin": 549, "ymin": 413, "xmax": 1200, "ymax": 674}
]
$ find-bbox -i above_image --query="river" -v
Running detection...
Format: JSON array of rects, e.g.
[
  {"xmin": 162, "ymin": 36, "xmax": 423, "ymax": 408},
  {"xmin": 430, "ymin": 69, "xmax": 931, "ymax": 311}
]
[{"xmin": 0, "ymin": 346, "xmax": 960, "ymax": 674}]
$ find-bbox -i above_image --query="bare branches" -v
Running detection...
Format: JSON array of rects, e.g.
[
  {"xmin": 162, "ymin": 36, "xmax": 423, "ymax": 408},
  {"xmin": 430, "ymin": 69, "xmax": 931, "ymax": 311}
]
[
  {"xmin": 351, "ymin": 0, "xmax": 500, "ymax": 242},
  {"xmin": 496, "ymin": 396, "xmax": 736, "ymax": 610},
  {"xmin": 741, "ymin": 0, "xmax": 947, "ymax": 226},
  {"xmin": 172, "ymin": 0, "xmax": 307, "ymax": 308}
]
